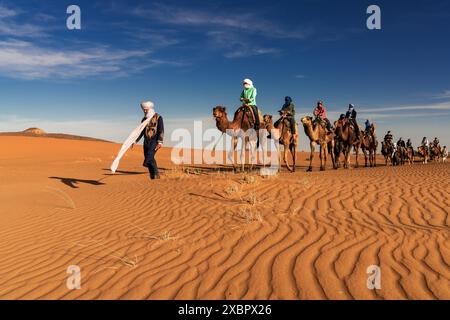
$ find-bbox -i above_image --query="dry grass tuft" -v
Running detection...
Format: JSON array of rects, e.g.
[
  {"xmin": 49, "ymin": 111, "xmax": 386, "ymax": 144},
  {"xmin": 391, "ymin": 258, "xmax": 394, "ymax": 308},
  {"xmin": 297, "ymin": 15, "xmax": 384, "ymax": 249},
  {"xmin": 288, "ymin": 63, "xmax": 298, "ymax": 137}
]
[
  {"xmin": 128, "ymin": 222, "xmax": 179, "ymax": 242},
  {"xmin": 240, "ymin": 173, "xmax": 258, "ymax": 185},
  {"xmin": 242, "ymin": 191, "xmax": 258, "ymax": 206},
  {"xmin": 224, "ymin": 181, "xmax": 242, "ymax": 196},
  {"xmin": 237, "ymin": 207, "xmax": 263, "ymax": 224}
]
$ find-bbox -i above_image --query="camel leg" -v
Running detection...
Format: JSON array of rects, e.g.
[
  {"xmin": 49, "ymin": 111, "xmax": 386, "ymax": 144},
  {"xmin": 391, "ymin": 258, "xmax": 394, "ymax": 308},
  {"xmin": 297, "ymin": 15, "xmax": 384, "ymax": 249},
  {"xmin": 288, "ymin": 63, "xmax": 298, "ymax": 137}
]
[
  {"xmin": 240, "ymin": 138, "xmax": 246, "ymax": 173},
  {"xmin": 307, "ymin": 142, "xmax": 315, "ymax": 172},
  {"xmin": 365, "ymin": 148, "xmax": 369, "ymax": 167},
  {"xmin": 335, "ymin": 143, "xmax": 341, "ymax": 169},
  {"xmin": 277, "ymin": 143, "xmax": 282, "ymax": 173},
  {"xmin": 329, "ymin": 140, "xmax": 336, "ymax": 170},
  {"xmin": 229, "ymin": 136, "xmax": 238, "ymax": 172},
  {"xmin": 248, "ymin": 139, "xmax": 256, "ymax": 172},
  {"xmin": 344, "ymin": 146, "xmax": 350, "ymax": 169},
  {"xmin": 290, "ymin": 143, "xmax": 296, "ymax": 172},
  {"xmin": 354, "ymin": 145, "xmax": 359, "ymax": 168},
  {"xmin": 319, "ymin": 145, "xmax": 326, "ymax": 171},
  {"xmin": 331, "ymin": 146, "xmax": 336, "ymax": 170},
  {"xmin": 283, "ymin": 146, "xmax": 290, "ymax": 172}
]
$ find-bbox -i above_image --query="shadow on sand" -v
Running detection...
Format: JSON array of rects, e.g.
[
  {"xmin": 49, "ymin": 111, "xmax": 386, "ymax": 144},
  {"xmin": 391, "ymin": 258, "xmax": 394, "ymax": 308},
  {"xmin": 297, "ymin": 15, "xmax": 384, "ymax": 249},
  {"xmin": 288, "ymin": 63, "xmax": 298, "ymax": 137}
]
[
  {"xmin": 49, "ymin": 176, "xmax": 106, "ymax": 189},
  {"xmin": 101, "ymin": 169, "xmax": 147, "ymax": 176}
]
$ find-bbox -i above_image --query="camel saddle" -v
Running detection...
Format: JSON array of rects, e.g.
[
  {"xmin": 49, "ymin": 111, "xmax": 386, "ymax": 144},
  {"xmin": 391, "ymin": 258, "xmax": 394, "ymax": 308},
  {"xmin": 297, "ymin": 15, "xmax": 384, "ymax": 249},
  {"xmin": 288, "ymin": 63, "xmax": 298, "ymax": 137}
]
[
  {"xmin": 237, "ymin": 105, "xmax": 256, "ymax": 128},
  {"xmin": 313, "ymin": 119, "xmax": 331, "ymax": 134}
]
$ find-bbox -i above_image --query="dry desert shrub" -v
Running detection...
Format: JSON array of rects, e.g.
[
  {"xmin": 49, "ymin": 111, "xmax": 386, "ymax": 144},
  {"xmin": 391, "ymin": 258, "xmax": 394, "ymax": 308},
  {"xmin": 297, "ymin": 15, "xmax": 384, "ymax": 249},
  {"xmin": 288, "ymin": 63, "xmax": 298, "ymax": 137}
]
[
  {"xmin": 239, "ymin": 207, "xmax": 263, "ymax": 223},
  {"xmin": 224, "ymin": 181, "xmax": 242, "ymax": 196},
  {"xmin": 242, "ymin": 191, "xmax": 258, "ymax": 206},
  {"xmin": 240, "ymin": 172, "xmax": 258, "ymax": 185}
]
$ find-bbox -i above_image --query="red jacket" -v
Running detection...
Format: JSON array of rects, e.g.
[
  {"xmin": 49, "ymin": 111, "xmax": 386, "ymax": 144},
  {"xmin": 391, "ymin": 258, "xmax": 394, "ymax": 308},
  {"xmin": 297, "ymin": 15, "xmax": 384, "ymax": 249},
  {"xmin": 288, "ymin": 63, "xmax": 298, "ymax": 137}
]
[{"xmin": 314, "ymin": 106, "xmax": 327, "ymax": 119}]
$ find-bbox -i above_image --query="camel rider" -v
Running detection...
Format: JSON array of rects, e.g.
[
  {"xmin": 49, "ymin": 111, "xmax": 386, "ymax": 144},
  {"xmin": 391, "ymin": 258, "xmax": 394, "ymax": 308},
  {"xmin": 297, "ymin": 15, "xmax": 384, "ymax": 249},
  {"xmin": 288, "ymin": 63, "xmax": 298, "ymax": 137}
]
[
  {"xmin": 240, "ymin": 78, "xmax": 260, "ymax": 130},
  {"xmin": 365, "ymin": 119, "xmax": 371, "ymax": 131},
  {"xmin": 392, "ymin": 142, "xmax": 398, "ymax": 158},
  {"xmin": 397, "ymin": 137, "xmax": 406, "ymax": 148},
  {"xmin": 406, "ymin": 138, "xmax": 413, "ymax": 149},
  {"xmin": 313, "ymin": 100, "xmax": 332, "ymax": 131},
  {"xmin": 422, "ymin": 137, "xmax": 429, "ymax": 152},
  {"xmin": 276, "ymin": 96, "xmax": 297, "ymax": 134},
  {"xmin": 384, "ymin": 131, "xmax": 393, "ymax": 145},
  {"xmin": 135, "ymin": 101, "xmax": 164, "ymax": 180},
  {"xmin": 345, "ymin": 104, "xmax": 360, "ymax": 136},
  {"xmin": 433, "ymin": 137, "xmax": 440, "ymax": 148}
]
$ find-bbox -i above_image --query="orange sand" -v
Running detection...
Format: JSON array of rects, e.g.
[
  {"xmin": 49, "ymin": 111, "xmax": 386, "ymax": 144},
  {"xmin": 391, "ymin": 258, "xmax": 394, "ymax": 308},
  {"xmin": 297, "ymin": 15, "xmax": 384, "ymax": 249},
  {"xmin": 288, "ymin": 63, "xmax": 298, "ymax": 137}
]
[{"xmin": 0, "ymin": 136, "xmax": 449, "ymax": 300}]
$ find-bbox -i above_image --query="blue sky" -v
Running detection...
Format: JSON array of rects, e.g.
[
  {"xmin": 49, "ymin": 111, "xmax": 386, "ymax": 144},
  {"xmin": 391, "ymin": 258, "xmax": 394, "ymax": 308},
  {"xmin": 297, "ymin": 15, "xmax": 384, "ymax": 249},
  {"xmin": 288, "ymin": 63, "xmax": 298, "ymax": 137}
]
[{"xmin": 0, "ymin": 0, "xmax": 449, "ymax": 149}]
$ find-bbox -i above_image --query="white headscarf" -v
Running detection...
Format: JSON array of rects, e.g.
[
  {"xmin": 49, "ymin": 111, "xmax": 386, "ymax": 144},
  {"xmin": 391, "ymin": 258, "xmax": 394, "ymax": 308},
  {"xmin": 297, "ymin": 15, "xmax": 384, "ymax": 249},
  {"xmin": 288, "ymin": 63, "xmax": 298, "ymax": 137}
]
[
  {"xmin": 141, "ymin": 101, "xmax": 154, "ymax": 111},
  {"xmin": 243, "ymin": 78, "xmax": 253, "ymax": 88}
]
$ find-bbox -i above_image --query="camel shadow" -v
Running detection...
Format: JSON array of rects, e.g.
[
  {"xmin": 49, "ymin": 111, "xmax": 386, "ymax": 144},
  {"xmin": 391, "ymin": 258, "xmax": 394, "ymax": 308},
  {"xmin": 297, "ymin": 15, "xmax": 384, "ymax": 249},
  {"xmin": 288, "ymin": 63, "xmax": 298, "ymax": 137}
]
[{"xmin": 49, "ymin": 177, "xmax": 106, "ymax": 189}]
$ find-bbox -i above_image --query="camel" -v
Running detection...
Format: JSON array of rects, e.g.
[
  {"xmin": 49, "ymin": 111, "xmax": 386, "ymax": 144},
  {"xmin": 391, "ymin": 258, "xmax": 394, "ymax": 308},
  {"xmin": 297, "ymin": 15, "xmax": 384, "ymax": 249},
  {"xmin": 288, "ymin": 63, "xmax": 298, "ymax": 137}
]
[
  {"xmin": 213, "ymin": 106, "xmax": 264, "ymax": 172},
  {"xmin": 417, "ymin": 145, "xmax": 429, "ymax": 164},
  {"xmin": 429, "ymin": 143, "xmax": 442, "ymax": 163},
  {"xmin": 334, "ymin": 119, "xmax": 361, "ymax": 169},
  {"xmin": 301, "ymin": 116, "xmax": 336, "ymax": 171},
  {"xmin": 406, "ymin": 146, "xmax": 415, "ymax": 165},
  {"xmin": 396, "ymin": 145, "xmax": 407, "ymax": 165},
  {"xmin": 381, "ymin": 141, "xmax": 393, "ymax": 166},
  {"xmin": 360, "ymin": 124, "xmax": 378, "ymax": 167},
  {"xmin": 263, "ymin": 113, "xmax": 298, "ymax": 172},
  {"xmin": 333, "ymin": 134, "xmax": 345, "ymax": 169}
]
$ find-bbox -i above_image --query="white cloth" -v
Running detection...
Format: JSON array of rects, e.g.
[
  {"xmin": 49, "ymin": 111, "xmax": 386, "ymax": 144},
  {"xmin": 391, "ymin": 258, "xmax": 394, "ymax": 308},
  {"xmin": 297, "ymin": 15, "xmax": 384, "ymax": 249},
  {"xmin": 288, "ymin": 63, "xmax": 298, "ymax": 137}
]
[
  {"xmin": 243, "ymin": 78, "xmax": 253, "ymax": 87},
  {"xmin": 110, "ymin": 108, "xmax": 155, "ymax": 173}
]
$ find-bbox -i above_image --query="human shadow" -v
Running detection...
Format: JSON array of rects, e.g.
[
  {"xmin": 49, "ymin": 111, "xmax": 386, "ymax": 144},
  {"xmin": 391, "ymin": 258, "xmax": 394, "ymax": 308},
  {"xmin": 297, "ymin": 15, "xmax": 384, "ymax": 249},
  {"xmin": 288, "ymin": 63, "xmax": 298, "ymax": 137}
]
[{"xmin": 49, "ymin": 177, "xmax": 106, "ymax": 189}]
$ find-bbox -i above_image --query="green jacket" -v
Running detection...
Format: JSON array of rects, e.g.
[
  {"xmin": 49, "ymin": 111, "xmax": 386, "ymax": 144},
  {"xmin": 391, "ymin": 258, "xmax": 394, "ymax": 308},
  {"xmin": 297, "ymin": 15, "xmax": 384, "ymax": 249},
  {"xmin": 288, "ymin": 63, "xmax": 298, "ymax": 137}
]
[{"xmin": 240, "ymin": 87, "xmax": 257, "ymax": 106}]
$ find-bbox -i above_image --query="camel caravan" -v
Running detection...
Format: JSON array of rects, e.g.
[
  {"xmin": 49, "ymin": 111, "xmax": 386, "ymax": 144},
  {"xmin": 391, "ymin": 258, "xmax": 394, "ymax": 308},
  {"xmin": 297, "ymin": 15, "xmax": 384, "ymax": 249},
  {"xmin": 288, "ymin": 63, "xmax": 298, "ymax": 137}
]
[{"xmin": 212, "ymin": 79, "xmax": 447, "ymax": 173}]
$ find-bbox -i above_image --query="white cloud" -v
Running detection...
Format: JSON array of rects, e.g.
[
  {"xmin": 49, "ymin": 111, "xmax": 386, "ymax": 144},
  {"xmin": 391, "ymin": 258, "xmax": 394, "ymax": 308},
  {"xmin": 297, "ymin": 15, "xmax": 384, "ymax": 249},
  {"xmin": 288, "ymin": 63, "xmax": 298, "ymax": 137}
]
[
  {"xmin": 128, "ymin": 3, "xmax": 315, "ymax": 59},
  {"xmin": 0, "ymin": 39, "xmax": 182, "ymax": 79},
  {"xmin": 433, "ymin": 90, "xmax": 450, "ymax": 99},
  {"xmin": 359, "ymin": 101, "xmax": 450, "ymax": 113},
  {"xmin": 0, "ymin": 4, "xmax": 19, "ymax": 18},
  {"xmin": 207, "ymin": 31, "xmax": 279, "ymax": 59},
  {"xmin": 0, "ymin": 4, "xmax": 48, "ymax": 37},
  {"xmin": 132, "ymin": 4, "xmax": 296, "ymax": 37}
]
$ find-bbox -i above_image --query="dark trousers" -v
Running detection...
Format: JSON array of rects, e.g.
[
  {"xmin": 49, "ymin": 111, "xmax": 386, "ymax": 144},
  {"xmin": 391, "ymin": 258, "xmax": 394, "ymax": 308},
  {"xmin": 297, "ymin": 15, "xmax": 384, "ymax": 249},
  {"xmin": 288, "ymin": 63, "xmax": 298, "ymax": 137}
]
[
  {"xmin": 250, "ymin": 105, "xmax": 260, "ymax": 129},
  {"xmin": 143, "ymin": 140, "xmax": 159, "ymax": 179}
]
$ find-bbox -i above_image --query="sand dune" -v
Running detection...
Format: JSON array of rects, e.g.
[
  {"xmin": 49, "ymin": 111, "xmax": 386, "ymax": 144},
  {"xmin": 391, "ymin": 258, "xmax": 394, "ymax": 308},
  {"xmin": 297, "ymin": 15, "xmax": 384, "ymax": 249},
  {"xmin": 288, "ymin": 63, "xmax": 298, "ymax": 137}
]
[{"xmin": 0, "ymin": 136, "xmax": 448, "ymax": 300}]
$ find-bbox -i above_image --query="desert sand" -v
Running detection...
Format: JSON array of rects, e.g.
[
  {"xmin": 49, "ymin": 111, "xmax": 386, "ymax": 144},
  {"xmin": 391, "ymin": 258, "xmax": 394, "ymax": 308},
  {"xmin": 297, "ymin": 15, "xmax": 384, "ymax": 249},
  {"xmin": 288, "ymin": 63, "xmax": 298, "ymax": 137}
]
[{"xmin": 0, "ymin": 135, "xmax": 449, "ymax": 300}]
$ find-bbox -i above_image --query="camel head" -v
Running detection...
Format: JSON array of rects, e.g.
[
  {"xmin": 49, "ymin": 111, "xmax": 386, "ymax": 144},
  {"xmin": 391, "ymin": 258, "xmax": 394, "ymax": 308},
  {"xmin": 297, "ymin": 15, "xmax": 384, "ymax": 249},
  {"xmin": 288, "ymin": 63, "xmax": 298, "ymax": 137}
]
[
  {"xmin": 300, "ymin": 116, "xmax": 313, "ymax": 127},
  {"xmin": 334, "ymin": 119, "xmax": 343, "ymax": 128},
  {"xmin": 212, "ymin": 106, "xmax": 227, "ymax": 120},
  {"xmin": 263, "ymin": 114, "xmax": 273, "ymax": 126}
]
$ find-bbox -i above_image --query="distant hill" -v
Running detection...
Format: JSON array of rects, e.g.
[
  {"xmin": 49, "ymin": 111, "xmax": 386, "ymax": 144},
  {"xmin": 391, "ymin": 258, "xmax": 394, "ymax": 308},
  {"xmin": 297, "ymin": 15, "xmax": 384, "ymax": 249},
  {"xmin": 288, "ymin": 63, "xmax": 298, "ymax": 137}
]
[{"xmin": 0, "ymin": 128, "xmax": 113, "ymax": 143}]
